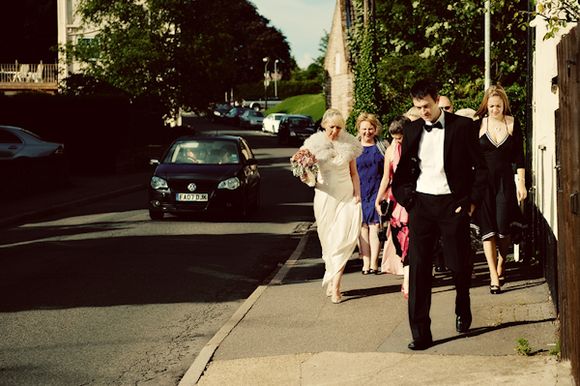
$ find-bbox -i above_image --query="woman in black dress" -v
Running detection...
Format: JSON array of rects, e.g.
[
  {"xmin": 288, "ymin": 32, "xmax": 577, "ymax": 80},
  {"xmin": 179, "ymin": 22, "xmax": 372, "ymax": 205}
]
[{"xmin": 474, "ymin": 85, "xmax": 527, "ymax": 294}]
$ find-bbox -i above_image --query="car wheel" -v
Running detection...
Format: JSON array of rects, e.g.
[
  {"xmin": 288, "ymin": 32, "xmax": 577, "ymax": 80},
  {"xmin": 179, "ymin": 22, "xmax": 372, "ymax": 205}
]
[
  {"xmin": 278, "ymin": 133, "xmax": 288, "ymax": 145},
  {"xmin": 149, "ymin": 209, "xmax": 164, "ymax": 220}
]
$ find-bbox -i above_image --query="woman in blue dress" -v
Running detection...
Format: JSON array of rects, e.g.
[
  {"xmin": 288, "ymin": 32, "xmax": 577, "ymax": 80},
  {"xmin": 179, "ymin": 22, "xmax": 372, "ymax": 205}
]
[{"xmin": 355, "ymin": 112, "xmax": 387, "ymax": 274}]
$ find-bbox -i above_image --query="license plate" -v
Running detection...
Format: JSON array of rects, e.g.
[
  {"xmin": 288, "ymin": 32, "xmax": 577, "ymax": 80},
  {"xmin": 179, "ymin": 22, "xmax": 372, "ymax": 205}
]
[{"xmin": 176, "ymin": 193, "xmax": 208, "ymax": 202}]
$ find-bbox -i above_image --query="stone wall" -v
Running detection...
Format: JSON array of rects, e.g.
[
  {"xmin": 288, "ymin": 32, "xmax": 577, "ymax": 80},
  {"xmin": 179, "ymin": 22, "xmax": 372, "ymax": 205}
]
[{"xmin": 324, "ymin": 0, "xmax": 354, "ymax": 119}]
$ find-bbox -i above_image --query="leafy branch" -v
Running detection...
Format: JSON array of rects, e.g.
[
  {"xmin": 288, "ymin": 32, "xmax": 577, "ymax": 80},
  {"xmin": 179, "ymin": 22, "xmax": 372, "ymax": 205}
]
[{"xmin": 534, "ymin": 0, "xmax": 580, "ymax": 39}]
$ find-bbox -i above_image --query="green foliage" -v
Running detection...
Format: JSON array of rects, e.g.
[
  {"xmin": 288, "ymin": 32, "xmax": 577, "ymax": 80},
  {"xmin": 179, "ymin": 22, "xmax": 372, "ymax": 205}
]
[
  {"xmin": 535, "ymin": 0, "xmax": 580, "ymax": 39},
  {"xmin": 265, "ymin": 94, "xmax": 325, "ymax": 121},
  {"xmin": 515, "ymin": 338, "xmax": 533, "ymax": 356},
  {"xmin": 291, "ymin": 32, "xmax": 328, "ymax": 85},
  {"xmin": 549, "ymin": 341, "xmax": 561, "ymax": 357},
  {"xmin": 350, "ymin": 0, "xmax": 530, "ymax": 127},
  {"xmin": 347, "ymin": 1, "xmax": 381, "ymax": 134},
  {"xmin": 67, "ymin": 0, "xmax": 292, "ymax": 118}
]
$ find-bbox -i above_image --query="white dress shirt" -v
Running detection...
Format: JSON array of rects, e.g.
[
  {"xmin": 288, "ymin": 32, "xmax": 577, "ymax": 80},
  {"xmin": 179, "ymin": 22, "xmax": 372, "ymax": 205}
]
[{"xmin": 416, "ymin": 111, "xmax": 452, "ymax": 195}]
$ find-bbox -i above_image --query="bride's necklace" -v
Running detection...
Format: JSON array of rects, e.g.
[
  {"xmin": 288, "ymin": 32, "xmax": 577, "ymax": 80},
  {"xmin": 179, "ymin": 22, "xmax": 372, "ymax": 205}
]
[{"xmin": 488, "ymin": 116, "xmax": 506, "ymax": 133}]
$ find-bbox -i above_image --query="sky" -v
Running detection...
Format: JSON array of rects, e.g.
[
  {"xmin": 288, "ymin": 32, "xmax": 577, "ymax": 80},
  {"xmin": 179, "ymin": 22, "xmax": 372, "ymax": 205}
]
[{"xmin": 250, "ymin": 0, "xmax": 335, "ymax": 69}]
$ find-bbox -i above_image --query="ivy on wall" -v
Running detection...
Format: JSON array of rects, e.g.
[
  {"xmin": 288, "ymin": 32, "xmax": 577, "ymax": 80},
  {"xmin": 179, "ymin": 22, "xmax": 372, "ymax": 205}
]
[{"xmin": 346, "ymin": 0, "xmax": 381, "ymax": 135}]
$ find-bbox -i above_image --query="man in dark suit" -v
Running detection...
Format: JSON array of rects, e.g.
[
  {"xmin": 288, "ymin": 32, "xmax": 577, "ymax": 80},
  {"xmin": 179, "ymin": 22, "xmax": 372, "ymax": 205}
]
[{"xmin": 393, "ymin": 79, "xmax": 488, "ymax": 350}]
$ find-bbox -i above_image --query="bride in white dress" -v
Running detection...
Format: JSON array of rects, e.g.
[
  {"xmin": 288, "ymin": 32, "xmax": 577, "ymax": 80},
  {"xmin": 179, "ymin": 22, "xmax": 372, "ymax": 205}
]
[{"xmin": 301, "ymin": 109, "xmax": 363, "ymax": 304}]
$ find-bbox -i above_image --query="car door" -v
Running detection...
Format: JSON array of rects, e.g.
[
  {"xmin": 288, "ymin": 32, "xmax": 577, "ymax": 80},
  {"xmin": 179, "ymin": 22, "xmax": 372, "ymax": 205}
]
[{"xmin": 0, "ymin": 128, "xmax": 24, "ymax": 160}]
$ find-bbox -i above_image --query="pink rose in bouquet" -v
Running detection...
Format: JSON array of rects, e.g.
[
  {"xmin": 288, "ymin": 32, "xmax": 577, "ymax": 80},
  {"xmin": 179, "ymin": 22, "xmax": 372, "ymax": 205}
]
[{"xmin": 290, "ymin": 148, "xmax": 319, "ymax": 187}]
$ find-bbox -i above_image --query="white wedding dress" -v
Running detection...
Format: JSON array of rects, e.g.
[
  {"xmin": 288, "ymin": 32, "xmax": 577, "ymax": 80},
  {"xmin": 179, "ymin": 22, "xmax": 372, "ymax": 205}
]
[{"xmin": 302, "ymin": 131, "xmax": 363, "ymax": 287}]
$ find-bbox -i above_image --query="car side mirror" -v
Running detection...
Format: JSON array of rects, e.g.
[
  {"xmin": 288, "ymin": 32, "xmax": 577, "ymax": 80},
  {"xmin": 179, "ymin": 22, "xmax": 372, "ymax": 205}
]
[
  {"xmin": 149, "ymin": 159, "xmax": 160, "ymax": 166},
  {"xmin": 247, "ymin": 158, "xmax": 258, "ymax": 171}
]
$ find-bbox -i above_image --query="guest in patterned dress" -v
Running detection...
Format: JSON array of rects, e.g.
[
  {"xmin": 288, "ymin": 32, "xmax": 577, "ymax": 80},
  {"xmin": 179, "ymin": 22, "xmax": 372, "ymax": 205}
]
[
  {"xmin": 355, "ymin": 112, "xmax": 387, "ymax": 274},
  {"xmin": 375, "ymin": 115, "xmax": 411, "ymax": 297}
]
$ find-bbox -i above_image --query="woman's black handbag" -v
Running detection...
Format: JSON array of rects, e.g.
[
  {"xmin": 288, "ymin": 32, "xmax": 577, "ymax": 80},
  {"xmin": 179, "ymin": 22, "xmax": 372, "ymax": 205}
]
[
  {"xmin": 380, "ymin": 199, "xmax": 394, "ymax": 219},
  {"xmin": 377, "ymin": 200, "xmax": 393, "ymax": 242},
  {"xmin": 378, "ymin": 223, "xmax": 388, "ymax": 242}
]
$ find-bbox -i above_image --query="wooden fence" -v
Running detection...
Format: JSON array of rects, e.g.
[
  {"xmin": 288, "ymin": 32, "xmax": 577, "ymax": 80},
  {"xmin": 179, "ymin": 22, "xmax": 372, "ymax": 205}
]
[{"xmin": 556, "ymin": 26, "xmax": 580, "ymax": 383}]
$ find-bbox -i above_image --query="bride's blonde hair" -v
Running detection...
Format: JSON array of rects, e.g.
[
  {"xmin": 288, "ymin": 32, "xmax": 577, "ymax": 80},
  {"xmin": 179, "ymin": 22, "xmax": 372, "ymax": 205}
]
[{"xmin": 321, "ymin": 108, "xmax": 345, "ymax": 130}]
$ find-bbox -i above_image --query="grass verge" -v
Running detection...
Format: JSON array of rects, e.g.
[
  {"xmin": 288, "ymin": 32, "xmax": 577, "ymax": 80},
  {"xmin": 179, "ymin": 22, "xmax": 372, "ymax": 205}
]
[{"xmin": 265, "ymin": 94, "xmax": 325, "ymax": 121}]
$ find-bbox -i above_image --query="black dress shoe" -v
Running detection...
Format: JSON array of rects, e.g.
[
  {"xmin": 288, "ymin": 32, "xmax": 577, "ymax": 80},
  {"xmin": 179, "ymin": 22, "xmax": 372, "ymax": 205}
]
[
  {"xmin": 434, "ymin": 265, "xmax": 447, "ymax": 273},
  {"xmin": 490, "ymin": 284, "xmax": 502, "ymax": 294},
  {"xmin": 456, "ymin": 315, "xmax": 472, "ymax": 333},
  {"xmin": 408, "ymin": 339, "xmax": 433, "ymax": 350}
]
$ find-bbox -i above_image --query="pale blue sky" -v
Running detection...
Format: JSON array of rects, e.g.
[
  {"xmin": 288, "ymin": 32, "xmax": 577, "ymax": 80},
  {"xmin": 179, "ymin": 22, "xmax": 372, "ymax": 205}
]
[{"xmin": 250, "ymin": 0, "xmax": 335, "ymax": 69}]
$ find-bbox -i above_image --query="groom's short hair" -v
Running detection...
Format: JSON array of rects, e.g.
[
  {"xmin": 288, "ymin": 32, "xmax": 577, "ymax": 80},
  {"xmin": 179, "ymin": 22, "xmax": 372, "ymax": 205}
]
[{"xmin": 410, "ymin": 79, "xmax": 440, "ymax": 101}]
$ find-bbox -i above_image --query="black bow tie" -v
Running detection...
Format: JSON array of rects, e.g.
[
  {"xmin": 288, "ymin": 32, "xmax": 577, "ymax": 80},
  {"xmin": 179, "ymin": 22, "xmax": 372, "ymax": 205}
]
[{"xmin": 424, "ymin": 121, "xmax": 443, "ymax": 132}]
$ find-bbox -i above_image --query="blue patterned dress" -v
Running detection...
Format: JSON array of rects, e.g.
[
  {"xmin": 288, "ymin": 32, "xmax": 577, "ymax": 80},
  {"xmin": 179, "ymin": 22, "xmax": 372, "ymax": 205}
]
[{"xmin": 356, "ymin": 144, "xmax": 384, "ymax": 225}]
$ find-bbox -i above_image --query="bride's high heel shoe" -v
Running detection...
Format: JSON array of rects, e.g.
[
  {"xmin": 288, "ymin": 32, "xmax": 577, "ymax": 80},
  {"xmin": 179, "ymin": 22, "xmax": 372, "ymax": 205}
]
[
  {"xmin": 326, "ymin": 285, "xmax": 332, "ymax": 297},
  {"xmin": 330, "ymin": 286, "xmax": 342, "ymax": 304}
]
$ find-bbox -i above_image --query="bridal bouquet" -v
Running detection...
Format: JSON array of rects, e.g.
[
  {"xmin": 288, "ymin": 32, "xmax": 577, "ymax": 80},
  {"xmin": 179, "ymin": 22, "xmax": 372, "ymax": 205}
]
[{"xmin": 290, "ymin": 148, "xmax": 319, "ymax": 187}]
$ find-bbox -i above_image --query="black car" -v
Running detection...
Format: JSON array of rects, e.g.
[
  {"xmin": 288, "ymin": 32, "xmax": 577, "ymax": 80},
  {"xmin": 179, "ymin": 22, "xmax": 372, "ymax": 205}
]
[
  {"xmin": 148, "ymin": 135, "xmax": 260, "ymax": 219},
  {"xmin": 277, "ymin": 114, "xmax": 316, "ymax": 145}
]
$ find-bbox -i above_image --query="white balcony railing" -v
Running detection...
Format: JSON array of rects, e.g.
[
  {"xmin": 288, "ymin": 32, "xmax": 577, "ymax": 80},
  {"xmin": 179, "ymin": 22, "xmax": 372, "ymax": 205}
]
[{"xmin": 0, "ymin": 62, "xmax": 58, "ymax": 86}]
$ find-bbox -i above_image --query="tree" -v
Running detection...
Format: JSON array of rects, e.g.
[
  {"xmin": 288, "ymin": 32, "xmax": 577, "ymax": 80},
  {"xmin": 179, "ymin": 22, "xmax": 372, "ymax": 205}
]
[
  {"xmin": 535, "ymin": 0, "xmax": 580, "ymax": 39},
  {"xmin": 347, "ymin": 0, "xmax": 529, "ymax": 127},
  {"xmin": 67, "ymin": 0, "xmax": 292, "ymax": 117},
  {"xmin": 291, "ymin": 32, "xmax": 328, "ymax": 84}
]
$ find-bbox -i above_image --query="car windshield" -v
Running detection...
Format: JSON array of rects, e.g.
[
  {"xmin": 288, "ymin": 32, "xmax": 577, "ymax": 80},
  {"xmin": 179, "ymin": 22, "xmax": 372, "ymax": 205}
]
[{"xmin": 164, "ymin": 140, "xmax": 240, "ymax": 165}]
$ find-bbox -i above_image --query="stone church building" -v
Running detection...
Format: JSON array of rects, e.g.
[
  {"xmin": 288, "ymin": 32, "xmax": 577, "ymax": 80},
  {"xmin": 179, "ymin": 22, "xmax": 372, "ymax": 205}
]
[{"xmin": 324, "ymin": 0, "xmax": 356, "ymax": 119}]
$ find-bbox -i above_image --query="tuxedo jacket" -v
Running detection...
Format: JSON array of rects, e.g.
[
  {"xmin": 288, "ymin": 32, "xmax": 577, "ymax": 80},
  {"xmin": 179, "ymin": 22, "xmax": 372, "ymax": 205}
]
[{"xmin": 392, "ymin": 111, "xmax": 488, "ymax": 211}]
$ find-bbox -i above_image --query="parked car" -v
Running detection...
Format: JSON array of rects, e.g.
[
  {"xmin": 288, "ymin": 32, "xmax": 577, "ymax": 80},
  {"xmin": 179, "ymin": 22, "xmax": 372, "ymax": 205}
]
[
  {"xmin": 239, "ymin": 109, "xmax": 264, "ymax": 129},
  {"xmin": 0, "ymin": 125, "xmax": 67, "ymax": 193},
  {"xmin": 241, "ymin": 98, "xmax": 283, "ymax": 110},
  {"xmin": 261, "ymin": 113, "xmax": 286, "ymax": 134},
  {"xmin": 221, "ymin": 107, "xmax": 249, "ymax": 126},
  {"xmin": 148, "ymin": 135, "xmax": 260, "ymax": 219},
  {"xmin": 0, "ymin": 125, "xmax": 64, "ymax": 161},
  {"xmin": 210, "ymin": 103, "xmax": 232, "ymax": 121},
  {"xmin": 277, "ymin": 115, "xmax": 317, "ymax": 145}
]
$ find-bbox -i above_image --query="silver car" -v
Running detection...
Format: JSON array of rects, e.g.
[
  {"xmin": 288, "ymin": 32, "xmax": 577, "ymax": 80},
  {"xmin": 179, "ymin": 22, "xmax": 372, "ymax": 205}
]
[{"xmin": 0, "ymin": 125, "xmax": 64, "ymax": 160}]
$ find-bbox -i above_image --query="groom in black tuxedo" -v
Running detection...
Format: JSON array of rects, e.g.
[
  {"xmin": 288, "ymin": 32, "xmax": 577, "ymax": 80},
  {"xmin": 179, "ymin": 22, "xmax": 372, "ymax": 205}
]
[{"xmin": 393, "ymin": 79, "xmax": 488, "ymax": 350}]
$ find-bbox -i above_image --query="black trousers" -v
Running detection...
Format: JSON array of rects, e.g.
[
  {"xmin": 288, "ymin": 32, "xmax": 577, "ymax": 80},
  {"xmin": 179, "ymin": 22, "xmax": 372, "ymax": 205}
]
[{"xmin": 407, "ymin": 193, "xmax": 473, "ymax": 341}]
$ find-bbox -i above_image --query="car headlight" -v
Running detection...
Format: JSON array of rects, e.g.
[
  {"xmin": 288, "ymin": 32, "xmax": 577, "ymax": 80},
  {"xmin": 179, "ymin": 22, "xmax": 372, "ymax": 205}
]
[
  {"xmin": 218, "ymin": 177, "xmax": 241, "ymax": 190},
  {"xmin": 151, "ymin": 176, "xmax": 168, "ymax": 190},
  {"xmin": 289, "ymin": 131, "xmax": 297, "ymax": 136}
]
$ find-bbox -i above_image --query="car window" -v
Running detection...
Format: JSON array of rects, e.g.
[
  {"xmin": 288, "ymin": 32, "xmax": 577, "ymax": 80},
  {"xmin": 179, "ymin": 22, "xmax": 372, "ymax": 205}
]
[
  {"xmin": 167, "ymin": 140, "xmax": 241, "ymax": 165},
  {"xmin": 0, "ymin": 129, "xmax": 22, "ymax": 144}
]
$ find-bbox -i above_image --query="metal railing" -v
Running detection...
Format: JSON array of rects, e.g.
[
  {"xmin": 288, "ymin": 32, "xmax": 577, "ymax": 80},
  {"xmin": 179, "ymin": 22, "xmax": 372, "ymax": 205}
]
[{"xmin": 0, "ymin": 62, "xmax": 58, "ymax": 85}]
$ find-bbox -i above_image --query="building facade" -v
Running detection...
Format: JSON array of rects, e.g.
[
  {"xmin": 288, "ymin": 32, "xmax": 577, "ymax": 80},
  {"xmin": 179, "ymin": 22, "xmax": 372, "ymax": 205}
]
[{"xmin": 324, "ymin": 0, "xmax": 355, "ymax": 120}]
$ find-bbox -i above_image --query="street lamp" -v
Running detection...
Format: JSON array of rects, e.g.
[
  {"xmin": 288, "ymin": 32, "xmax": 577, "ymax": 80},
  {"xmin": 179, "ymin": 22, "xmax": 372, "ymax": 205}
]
[
  {"xmin": 274, "ymin": 59, "xmax": 279, "ymax": 99},
  {"xmin": 263, "ymin": 56, "xmax": 270, "ymax": 110}
]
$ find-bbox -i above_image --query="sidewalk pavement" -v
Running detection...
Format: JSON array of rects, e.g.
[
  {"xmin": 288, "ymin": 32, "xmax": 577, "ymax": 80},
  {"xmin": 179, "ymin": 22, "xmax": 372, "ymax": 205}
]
[
  {"xmin": 1, "ymin": 172, "xmax": 574, "ymax": 385},
  {"xmin": 0, "ymin": 171, "xmax": 149, "ymax": 229},
  {"xmin": 188, "ymin": 227, "xmax": 574, "ymax": 386}
]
